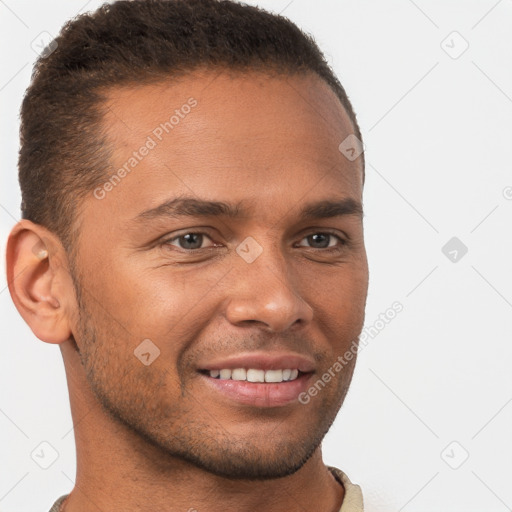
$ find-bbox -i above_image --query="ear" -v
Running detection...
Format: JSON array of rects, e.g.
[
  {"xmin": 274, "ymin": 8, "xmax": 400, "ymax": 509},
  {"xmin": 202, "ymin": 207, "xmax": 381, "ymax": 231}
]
[{"xmin": 5, "ymin": 220, "xmax": 75, "ymax": 344}]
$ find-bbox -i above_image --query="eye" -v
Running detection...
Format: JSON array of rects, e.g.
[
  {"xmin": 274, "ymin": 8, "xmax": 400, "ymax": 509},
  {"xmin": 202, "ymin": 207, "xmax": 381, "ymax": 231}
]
[
  {"xmin": 296, "ymin": 232, "xmax": 346, "ymax": 250},
  {"xmin": 163, "ymin": 232, "xmax": 216, "ymax": 250}
]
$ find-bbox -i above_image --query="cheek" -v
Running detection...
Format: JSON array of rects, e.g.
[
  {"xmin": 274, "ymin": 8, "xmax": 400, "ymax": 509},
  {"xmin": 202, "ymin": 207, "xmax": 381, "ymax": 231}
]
[
  {"xmin": 90, "ymin": 261, "xmax": 223, "ymax": 335},
  {"xmin": 307, "ymin": 266, "xmax": 368, "ymax": 342},
  {"xmin": 88, "ymin": 263, "xmax": 232, "ymax": 375}
]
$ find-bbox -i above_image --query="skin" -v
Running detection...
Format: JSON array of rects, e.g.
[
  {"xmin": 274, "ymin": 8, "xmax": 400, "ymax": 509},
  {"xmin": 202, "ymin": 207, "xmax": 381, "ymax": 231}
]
[{"xmin": 6, "ymin": 69, "xmax": 368, "ymax": 512}]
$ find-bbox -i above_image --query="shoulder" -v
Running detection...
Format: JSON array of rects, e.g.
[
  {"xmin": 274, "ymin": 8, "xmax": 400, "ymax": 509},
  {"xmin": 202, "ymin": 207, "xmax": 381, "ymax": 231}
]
[{"xmin": 327, "ymin": 466, "xmax": 364, "ymax": 512}]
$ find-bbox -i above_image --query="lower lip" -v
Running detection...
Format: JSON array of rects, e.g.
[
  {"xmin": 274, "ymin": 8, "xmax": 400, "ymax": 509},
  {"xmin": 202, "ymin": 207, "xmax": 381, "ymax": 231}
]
[{"xmin": 200, "ymin": 372, "xmax": 313, "ymax": 408}]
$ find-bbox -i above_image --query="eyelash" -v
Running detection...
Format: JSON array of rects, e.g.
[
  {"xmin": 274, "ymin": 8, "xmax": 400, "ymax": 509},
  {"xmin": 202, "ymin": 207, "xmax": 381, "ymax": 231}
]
[{"xmin": 160, "ymin": 230, "xmax": 348, "ymax": 253}]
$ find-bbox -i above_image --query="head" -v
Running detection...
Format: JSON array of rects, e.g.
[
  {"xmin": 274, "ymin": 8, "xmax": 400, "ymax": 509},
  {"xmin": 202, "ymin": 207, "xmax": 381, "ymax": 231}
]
[{"xmin": 8, "ymin": 0, "xmax": 368, "ymax": 481}]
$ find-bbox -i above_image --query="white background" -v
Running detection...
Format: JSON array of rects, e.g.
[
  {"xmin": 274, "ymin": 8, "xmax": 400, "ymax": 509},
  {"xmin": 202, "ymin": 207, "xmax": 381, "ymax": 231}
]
[{"xmin": 1, "ymin": 1, "xmax": 511, "ymax": 511}]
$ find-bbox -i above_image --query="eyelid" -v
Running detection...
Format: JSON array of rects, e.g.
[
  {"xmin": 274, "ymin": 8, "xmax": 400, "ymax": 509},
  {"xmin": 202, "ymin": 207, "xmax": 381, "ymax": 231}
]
[
  {"xmin": 295, "ymin": 230, "xmax": 347, "ymax": 248},
  {"xmin": 160, "ymin": 228, "xmax": 348, "ymax": 253}
]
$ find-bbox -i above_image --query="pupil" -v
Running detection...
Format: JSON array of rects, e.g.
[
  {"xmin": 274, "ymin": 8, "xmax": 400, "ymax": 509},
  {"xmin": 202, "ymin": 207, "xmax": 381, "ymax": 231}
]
[
  {"xmin": 181, "ymin": 233, "xmax": 202, "ymax": 249},
  {"xmin": 309, "ymin": 234, "xmax": 329, "ymax": 248}
]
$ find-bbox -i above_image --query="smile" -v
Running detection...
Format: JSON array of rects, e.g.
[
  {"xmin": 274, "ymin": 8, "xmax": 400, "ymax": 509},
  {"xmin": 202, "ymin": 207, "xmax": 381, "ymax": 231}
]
[{"xmin": 206, "ymin": 368, "xmax": 300, "ymax": 383}]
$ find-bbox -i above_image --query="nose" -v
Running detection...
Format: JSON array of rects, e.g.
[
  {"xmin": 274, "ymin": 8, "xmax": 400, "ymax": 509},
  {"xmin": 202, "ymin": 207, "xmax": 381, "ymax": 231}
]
[{"xmin": 225, "ymin": 246, "xmax": 314, "ymax": 332}]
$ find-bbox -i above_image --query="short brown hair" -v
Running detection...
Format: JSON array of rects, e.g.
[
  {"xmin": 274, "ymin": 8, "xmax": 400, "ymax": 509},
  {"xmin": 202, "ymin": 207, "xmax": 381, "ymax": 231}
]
[{"xmin": 18, "ymin": 0, "xmax": 363, "ymax": 260}]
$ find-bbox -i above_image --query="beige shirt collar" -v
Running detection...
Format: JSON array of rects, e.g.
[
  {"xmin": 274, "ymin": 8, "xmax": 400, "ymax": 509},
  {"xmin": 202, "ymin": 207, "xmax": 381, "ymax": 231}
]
[{"xmin": 328, "ymin": 466, "xmax": 365, "ymax": 512}]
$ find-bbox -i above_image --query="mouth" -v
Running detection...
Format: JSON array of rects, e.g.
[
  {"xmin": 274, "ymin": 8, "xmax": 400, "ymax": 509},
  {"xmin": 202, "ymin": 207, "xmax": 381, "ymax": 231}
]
[{"xmin": 196, "ymin": 352, "xmax": 315, "ymax": 408}]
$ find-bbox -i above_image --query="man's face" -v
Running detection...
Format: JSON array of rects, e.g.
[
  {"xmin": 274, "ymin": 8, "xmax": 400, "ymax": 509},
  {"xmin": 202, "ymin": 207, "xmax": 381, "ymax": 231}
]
[{"xmin": 70, "ymin": 70, "xmax": 368, "ymax": 479}]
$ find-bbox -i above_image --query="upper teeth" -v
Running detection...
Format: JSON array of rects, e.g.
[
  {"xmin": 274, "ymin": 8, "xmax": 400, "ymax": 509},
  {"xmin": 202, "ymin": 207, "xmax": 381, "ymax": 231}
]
[{"xmin": 208, "ymin": 368, "xmax": 299, "ymax": 383}]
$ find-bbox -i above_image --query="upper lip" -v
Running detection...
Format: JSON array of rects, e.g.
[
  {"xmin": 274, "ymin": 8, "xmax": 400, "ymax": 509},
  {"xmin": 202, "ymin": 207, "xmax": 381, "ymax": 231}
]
[{"xmin": 198, "ymin": 352, "xmax": 316, "ymax": 373}]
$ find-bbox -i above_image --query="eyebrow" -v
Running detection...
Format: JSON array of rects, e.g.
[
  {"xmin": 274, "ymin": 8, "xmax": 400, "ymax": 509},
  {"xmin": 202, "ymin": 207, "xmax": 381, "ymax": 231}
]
[{"xmin": 134, "ymin": 196, "xmax": 363, "ymax": 223}]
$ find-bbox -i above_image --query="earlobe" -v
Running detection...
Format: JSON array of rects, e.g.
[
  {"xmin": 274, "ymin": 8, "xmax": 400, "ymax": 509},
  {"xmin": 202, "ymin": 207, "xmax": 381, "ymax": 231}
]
[{"xmin": 5, "ymin": 220, "xmax": 73, "ymax": 344}]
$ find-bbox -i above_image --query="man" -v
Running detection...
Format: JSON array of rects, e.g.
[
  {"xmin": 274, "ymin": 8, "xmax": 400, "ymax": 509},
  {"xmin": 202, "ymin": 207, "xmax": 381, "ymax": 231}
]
[{"xmin": 6, "ymin": 0, "xmax": 368, "ymax": 510}]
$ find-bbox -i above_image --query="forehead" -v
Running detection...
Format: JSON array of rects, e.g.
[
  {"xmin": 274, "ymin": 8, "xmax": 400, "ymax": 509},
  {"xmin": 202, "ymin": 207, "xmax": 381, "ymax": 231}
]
[
  {"xmin": 103, "ymin": 69, "xmax": 355, "ymax": 134},
  {"xmin": 91, "ymin": 70, "xmax": 363, "ymax": 225}
]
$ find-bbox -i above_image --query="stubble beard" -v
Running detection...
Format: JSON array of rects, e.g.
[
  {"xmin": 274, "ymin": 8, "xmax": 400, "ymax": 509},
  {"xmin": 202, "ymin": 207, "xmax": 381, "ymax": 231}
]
[{"xmin": 69, "ymin": 272, "xmax": 356, "ymax": 480}]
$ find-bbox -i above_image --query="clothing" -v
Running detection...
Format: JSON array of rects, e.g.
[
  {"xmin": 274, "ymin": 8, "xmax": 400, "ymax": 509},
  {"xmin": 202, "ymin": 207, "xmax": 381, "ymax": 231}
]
[
  {"xmin": 329, "ymin": 466, "xmax": 365, "ymax": 512},
  {"xmin": 48, "ymin": 465, "xmax": 363, "ymax": 511}
]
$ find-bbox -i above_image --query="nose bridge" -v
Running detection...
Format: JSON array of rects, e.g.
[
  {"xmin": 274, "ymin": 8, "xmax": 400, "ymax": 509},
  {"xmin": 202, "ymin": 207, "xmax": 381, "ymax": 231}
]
[{"xmin": 225, "ymin": 238, "xmax": 313, "ymax": 331}]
